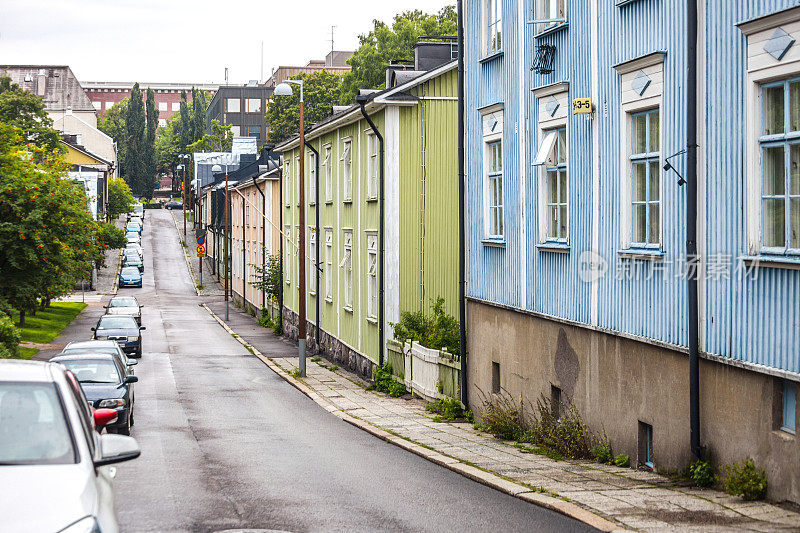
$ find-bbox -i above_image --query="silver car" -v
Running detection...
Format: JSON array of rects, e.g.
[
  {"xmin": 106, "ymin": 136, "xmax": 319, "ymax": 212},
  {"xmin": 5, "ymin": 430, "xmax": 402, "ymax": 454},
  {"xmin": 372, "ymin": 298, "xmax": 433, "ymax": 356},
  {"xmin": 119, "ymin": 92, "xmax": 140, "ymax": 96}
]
[
  {"xmin": 0, "ymin": 360, "xmax": 140, "ymax": 533},
  {"xmin": 59, "ymin": 339, "xmax": 138, "ymax": 376},
  {"xmin": 104, "ymin": 296, "xmax": 143, "ymax": 325},
  {"xmin": 125, "ymin": 243, "xmax": 144, "ymax": 260}
]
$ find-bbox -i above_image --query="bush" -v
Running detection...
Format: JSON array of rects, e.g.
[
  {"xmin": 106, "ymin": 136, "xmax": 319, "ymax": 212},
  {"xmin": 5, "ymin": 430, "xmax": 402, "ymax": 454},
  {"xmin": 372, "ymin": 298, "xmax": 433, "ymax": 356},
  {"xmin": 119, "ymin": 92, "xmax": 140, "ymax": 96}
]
[
  {"xmin": 392, "ymin": 297, "xmax": 460, "ymax": 354},
  {"xmin": 370, "ymin": 363, "xmax": 407, "ymax": 397},
  {"xmin": 592, "ymin": 438, "xmax": 614, "ymax": 464},
  {"xmin": 723, "ymin": 458, "xmax": 767, "ymax": 500},
  {"xmin": 689, "ymin": 459, "xmax": 715, "ymax": 488},
  {"xmin": 143, "ymin": 202, "xmax": 162, "ymax": 209},
  {"xmin": 0, "ymin": 307, "xmax": 21, "ymax": 358},
  {"xmin": 614, "ymin": 454, "xmax": 630, "ymax": 468},
  {"xmin": 477, "ymin": 390, "xmax": 528, "ymax": 441},
  {"xmin": 426, "ymin": 396, "xmax": 467, "ymax": 420},
  {"xmin": 97, "ymin": 222, "xmax": 127, "ymax": 250}
]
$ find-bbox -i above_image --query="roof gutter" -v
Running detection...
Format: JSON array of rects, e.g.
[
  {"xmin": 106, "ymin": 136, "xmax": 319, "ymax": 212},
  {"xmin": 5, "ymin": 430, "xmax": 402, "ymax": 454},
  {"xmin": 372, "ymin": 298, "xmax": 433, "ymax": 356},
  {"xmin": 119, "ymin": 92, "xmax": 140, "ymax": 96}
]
[{"xmin": 356, "ymin": 95, "xmax": 385, "ymax": 367}]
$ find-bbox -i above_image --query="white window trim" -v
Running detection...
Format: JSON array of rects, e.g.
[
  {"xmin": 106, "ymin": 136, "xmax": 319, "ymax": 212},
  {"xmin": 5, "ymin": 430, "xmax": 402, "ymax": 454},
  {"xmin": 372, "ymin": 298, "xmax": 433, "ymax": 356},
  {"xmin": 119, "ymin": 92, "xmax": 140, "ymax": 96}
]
[
  {"xmin": 309, "ymin": 152, "xmax": 317, "ymax": 205},
  {"xmin": 284, "ymin": 224, "xmax": 292, "ymax": 284},
  {"xmin": 342, "ymin": 229, "xmax": 353, "ymax": 311},
  {"xmin": 535, "ymin": 125, "xmax": 568, "ymax": 244},
  {"xmin": 283, "ymin": 159, "xmax": 291, "ymax": 206},
  {"xmin": 482, "ymin": 0, "xmax": 502, "ymax": 57},
  {"xmin": 341, "ymin": 139, "xmax": 353, "ymax": 202},
  {"xmin": 324, "ymin": 227, "xmax": 333, "ymax": 302},
  {"xmin": 535, "ymin": 0, "xmax": 568, "ymax": 35},
  {"xmin": 324, "ymin": 144, "xmax": 333, "ymax": 203},
  {"xmin": 295, "ymin": 155, "xmax": 300, "ymax": 207},
  {"xmin": 366, "ymin": 132, "xmax": 379, "ymax": 200},
  {"xmin": 309, "ymin": 229, "xmax": 317, "ymax": 295},
  {"xmin": 479, "ymin": 103, "xmax": 505, "ymax": 241},
  {"xmin": 366, "ymin": 231, "xmax": 378, "ymax": 320}
]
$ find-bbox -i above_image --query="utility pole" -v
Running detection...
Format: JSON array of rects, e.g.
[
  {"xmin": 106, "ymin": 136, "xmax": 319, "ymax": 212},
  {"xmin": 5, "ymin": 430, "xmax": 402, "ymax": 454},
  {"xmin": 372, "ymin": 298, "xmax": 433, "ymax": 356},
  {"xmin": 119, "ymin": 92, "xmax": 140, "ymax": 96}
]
[
  {"xmin": 224, "ymin": 169, "xmax": 230, "ymax": 321},
  {"xmin": 330, "ymin": 26, "xmax": 336, "ymax": 53}
]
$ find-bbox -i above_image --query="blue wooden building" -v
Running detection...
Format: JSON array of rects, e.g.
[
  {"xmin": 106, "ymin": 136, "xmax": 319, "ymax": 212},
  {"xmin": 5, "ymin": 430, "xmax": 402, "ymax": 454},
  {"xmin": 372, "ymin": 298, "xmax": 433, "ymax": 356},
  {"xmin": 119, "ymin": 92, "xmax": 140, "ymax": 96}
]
[{"xmin": 464, "ymin": 0, "xmax": 799, "ymax": 502}]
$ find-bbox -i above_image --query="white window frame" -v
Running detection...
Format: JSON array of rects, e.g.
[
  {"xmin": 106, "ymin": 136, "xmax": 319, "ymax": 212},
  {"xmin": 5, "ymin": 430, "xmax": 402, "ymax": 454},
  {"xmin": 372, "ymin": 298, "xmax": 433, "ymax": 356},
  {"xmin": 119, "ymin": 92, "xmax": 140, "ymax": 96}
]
[
  {"xmin": 309, "ymin": 152, "xmax": 317, "ymax": 205},
  {"xmin": 309, "ymin": 229, "xmax": 317, "ymax": 295},
  {"xmin": 294, "ymin": 225, "xmax": 299, "ymax": 290},
  {"xmin": 324, "ymin": 144, "xmax": 333, "ymax": 203},
  {"xmin": 479, "ymin": 103, "xmax": 504, "ymax": 241},
  {"xmin": 106, "ymin": 101, "xmax": 115, "ymax": 110},
  {"xmin": 629, "ymin": 109, "xmax": 661, "ymax": 247},
  {"xmin": 366, "ymin": 232, "xmax": 378, "ymax": 320},
  {"xmin": 245, "ymin": 98, "xmax": 261, "ymax": 113},
  {"xmin": 535, "ymin": 0, "xmax": 567, "ymax": 35},
  {"xmin": 483, "ymin": 0, "xmax": 502, "ymax": 56},
  {"xmin": 284, "ymin": 159, "xmax": 291, "ymax": 206},
  {"xmin": 295, "ymin": 155, "xmax": 300, "ymax": 207},
  {"xmin": 324, "ymin": 228, "xmax": 333, "ymax": 301},
  {"xmin": 284, "ymin": 224, "xmax": 291, "ymax": 284},
  {"xmin": 171, "ymin": 102, "xmax": 180, "ymax": 112},
  {"xmin": 158, "ymin": 101, "xmax": 167, "ymax": 111},
  {"xmin": 341, "ymin": 139, "xmax": 352, "ymax": 202},
  {"xmin": 543, "ymin": 128, "xmax": 568, "ymax": 242},
  {"xmin": 92, "ymin": 101, "xmax": 102, "ymax": 110},
  {"xmin": 341, "ymin": 229, "xmax": 353, "ymax": 310},
  {"xmin": 366, "ymin": 132, "xmax": 378, "ymax": 200},
  {"xmin": 225, "ymin": 98, "xmax": 240, "ymax": 113}
]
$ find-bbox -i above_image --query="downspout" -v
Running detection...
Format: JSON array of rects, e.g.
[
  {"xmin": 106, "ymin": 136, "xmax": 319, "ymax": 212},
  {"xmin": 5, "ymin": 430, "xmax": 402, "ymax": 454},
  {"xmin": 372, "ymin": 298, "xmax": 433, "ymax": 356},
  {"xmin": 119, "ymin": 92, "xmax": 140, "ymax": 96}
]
[
  {"xmin": 687, "ymin": 0, "xmax": 701, "ymax": 459},
  {"xmin": 457, "ymin": 0, "xmax": 469, "ymax": 410},
  {"xmin": 253, "ymin": 177, "xmax": 266, "ymax": 310},
  {"xmin": 356, "ymin": 97, "xmax": 385, "ymax": 367},
  {"xmin": 304, "ymin": 140, "xmax": 321, "ymax": 350},
  {"xmin": 242, "ymin": 192, "xmax": 246, "ymax": 309},
  {"xmin": 279, "ymin": 169, "xmax": 284, "ymax": 331}
]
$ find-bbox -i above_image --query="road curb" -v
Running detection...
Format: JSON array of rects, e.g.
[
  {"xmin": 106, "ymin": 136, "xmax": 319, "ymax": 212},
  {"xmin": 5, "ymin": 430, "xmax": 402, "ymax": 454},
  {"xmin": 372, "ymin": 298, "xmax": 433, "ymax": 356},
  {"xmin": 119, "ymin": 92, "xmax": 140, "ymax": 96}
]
[
  {"xmin": 170, "ymin": 210, "xmax": 202, "ymax": 296},
  {"xmin": 200, "ymin": 303, "xmax": 622, "ymax": 532}
]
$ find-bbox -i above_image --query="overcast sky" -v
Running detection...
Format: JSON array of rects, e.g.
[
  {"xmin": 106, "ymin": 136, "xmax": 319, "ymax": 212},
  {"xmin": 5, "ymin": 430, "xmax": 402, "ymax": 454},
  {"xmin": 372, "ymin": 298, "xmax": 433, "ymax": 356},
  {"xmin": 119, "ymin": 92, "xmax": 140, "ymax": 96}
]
[{"xmin": 1, "ymin": 0, "xmax": 452, "ymax": 85}]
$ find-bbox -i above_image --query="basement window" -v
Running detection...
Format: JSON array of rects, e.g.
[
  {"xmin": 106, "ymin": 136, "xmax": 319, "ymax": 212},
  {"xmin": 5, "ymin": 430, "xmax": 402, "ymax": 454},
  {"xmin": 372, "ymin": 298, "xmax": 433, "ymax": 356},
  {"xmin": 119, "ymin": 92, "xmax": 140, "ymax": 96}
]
[
  {"xmin": 491, "ymin": 361, "xmax": 500, "ymax": 393},
  {"xmin": 550, "ymin": 384, "xmax": 562, "ymax": 419},
  {"xmin": 783, "ymin": 380, "xmax": 797, "ymax": 435},
  {"xmin": 638, "ymin": 421, "xmax": 654, "ymax": 468}
]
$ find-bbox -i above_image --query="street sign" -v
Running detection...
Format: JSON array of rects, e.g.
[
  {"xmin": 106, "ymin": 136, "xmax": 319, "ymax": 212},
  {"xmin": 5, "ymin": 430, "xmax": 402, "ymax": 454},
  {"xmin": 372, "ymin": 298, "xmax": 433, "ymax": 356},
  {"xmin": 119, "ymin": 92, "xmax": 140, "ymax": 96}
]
[
  {"xmin": 572, "ymin": 98, "xmax": 593, "ymax": 114},
  {"xmin": 196, "ymin": 245, "xmax": 206, "ymax": 257},
  {"xmin": 197, "ymin": 236, "xmax": 205, "ymax": 246}
]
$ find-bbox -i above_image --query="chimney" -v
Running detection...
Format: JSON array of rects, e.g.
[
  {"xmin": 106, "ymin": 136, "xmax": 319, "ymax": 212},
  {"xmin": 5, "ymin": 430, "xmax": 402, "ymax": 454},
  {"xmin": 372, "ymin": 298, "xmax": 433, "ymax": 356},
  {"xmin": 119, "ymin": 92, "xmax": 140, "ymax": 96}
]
[
  {"xmin": 414, "ymin": 40, "xmax": 458, "ymax": 71},
  {"xmin": 36, "ymin": 69, "xmax": 46, "ymax": 97},
  {"xmin": 384, "ymin": 60, "xmax": 415, "ymax": 88}
]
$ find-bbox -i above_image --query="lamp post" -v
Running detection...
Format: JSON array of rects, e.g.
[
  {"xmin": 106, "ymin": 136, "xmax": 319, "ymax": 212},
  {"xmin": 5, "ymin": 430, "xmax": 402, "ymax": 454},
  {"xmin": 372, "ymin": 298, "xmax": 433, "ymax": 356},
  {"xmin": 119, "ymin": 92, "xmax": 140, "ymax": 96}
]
[
  {"xmin": 274, "ymin": 79, "xmax": 306, "ymax": 377},
  {"xmin": 212, "ymin": 163, "xmax": 230, "ymax": 321}
]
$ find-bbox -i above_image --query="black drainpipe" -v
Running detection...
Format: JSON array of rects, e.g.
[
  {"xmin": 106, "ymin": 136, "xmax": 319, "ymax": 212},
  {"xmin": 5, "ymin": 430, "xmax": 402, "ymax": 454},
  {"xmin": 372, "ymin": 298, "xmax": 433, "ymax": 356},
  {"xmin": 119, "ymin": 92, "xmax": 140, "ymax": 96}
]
[
  {"xmin": 242, "ymin": 192, "xmax": 246, "ymax": 309},
  {"xmin": 687, "ymin": 0, "xmax": 701, "ymax": 459},
  {"xmin": 304, "ymin": 140, "xmax": 321, "ymax": 350},
  {"xmin": 457, "ymin": 0, "xmax": 468, "ymax": 410},
  {"xmin": 253, "ymin": 176, "xmax": 266, "ymax": 310},
  {"xmin": 278, "ymin": 168, "xmax": 284, "ymax": 331},
  {"xmin": 356, "ymin": 96, "xmax": 385, "ymax": 367}
]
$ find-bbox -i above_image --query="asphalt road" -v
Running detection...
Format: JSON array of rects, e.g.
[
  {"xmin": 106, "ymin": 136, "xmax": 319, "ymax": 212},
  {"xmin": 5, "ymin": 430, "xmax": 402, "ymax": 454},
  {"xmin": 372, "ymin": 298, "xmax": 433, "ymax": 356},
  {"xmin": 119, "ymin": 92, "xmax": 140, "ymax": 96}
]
[{"xmin": 44, "ymin": 210, "xmax": 594, "ymax": 533}]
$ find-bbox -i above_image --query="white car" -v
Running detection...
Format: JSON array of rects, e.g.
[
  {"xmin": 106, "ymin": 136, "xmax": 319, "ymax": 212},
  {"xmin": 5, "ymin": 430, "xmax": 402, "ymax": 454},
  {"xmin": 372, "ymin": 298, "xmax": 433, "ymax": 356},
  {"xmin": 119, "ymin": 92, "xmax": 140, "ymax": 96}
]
[
  {"xmin": 104, "ymin": 296, "xmax": 143, "ymax": 325},
  {"xmin": 0, "ymin": 360, "xmax": 140, "ymax": 533}
]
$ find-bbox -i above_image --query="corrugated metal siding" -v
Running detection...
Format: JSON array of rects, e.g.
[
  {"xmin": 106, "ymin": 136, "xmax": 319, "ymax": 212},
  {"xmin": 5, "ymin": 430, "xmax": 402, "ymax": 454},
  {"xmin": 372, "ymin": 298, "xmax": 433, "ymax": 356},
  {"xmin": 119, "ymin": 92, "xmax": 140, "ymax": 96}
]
[
  {"xmin": 466, "ymin": 0, "xmax": 523, "ymax": 309},
  {"xmin": 704, "ymin": 0, "xmax": 800, "ymax": 374},
  {"xmin": 400, "ymin": 68, "xmax": 460, "ymax": 317}
]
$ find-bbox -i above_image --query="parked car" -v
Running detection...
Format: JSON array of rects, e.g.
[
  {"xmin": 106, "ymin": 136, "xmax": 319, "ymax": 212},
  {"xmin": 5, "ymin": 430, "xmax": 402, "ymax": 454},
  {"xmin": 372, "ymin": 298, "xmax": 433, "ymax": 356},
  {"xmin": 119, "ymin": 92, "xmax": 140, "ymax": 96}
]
[
  {"xmin": 0, "ymin": 360, "xmax": 140, "ymax": 533},
  {"xmin": 165, "ymin": 200, "xmax": 183, "ymax": 210},
  {"xmin": 105, "ymin": 296, "xmax": 142, "ymax": 325},
  {"xmin": 92, "ymin": 315, "xmax": 145, "ymax": 358},
  {"xmin": 50, "ymin": 354, "xmax": 137, "ymax": 436},
  {"xmin": 125, "ymin": 242, "xmax": 144, "ymax": 260},
  {"xmin": 118, "ymin": 266, "xmax": 142, "ymax": 288},
  {"xmin": 125, "ymin": 221, "xmax": 142, "ymax": 235},
  {"xmin": 123, "ymin": 252, "xmax": 144, "ymax": 273},
  {"xmin": 130, "ymin": 215, "xmax": 143, "ymax": 227},
  {"xmin": 59, "ymin": 339, "xmax": 138, "ymax": 375},
  {"xmin": 125, "ymin": 232, "xmax": 141, "ymax": 245},
  {"xmin": 133, "ymin": 203, "xmax": 145, "ymax": 220}
]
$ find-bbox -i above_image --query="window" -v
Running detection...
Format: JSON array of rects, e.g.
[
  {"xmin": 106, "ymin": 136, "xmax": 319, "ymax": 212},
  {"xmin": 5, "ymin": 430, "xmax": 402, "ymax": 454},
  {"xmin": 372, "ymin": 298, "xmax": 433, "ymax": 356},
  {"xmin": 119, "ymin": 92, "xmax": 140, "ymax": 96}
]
[
  {"xmin": 639, "ymin": 422, "xmax": 654, "ymax": 468},
  {"xmin": 248, "ymin": 125, "xmax": 261, "ymax": 138},
  {"xmin": 491, "ymin": 361, "xmax": 500, "ymax": 393},
  {"xmin": 485, "ymin": 0, "xmax": 502, "ymax": 55},
  {"xmin": 158, "ymin": 118, "xmax": 167, "ymax": 128},
  {"xmin": 172, "ymin": 102, "xmax": 180, "ymax": 112},
  {"xmin": 486, "ymin": 141, "xmax": 504, "ymax": 238},
  {"xmin": 230, "ymin": 126, "xmax": 241, "ymax": 137},
  {"xmin": 226, "ymin": 98, "xmax": 240, "ymax": 112},
  {"xmin": 341, "ymin": 229, "xmax": 353, "ymax": 309},
  {"xmin": 284, "ymin": 225, "xmax": 291, "ymax": 284},
  {"xmin": 246, "ymin": 98, "xmax": 262, "ymax": 113},
  {"xmin": 535, "ymin": 0, "xmax": 567, "ymax": 34},
  {"xmin": 783, "ymin": 380, "xmax": 797, "ymax": 434},
  {"xmin": 341, "ymin": 140, "xmax": 352, "ymax": 201},
  {"xmin": 105, "ymin": 101, "xmax": 115, "ymax": 110},
  {"xmin": 92, "ymin": 101, "xmax": 101, "ymax": 110},
  {"xmin": 324, "ymin": 145, "xmax": 333, "ymax": 202},
  {"xmin": 550, "ymin": 385, "xmax": 562, "ymax": 419},
  {"xmin": 294, "ymin": 225, "xmax": 299, "ymax": 287},
  {"xmin": 309, "ymin": 152, "xmax": 316, "ymax": 204},
  {"xmin": 325, "ymin": 228, "xmax": 333, "ymax": 300},
  {"xmin": 630, "ymin": 109, "xmax": 661, "ymax": 246},
  {"xmin": 544, "ymin": 128, "xmax": 568, "ymax": 241},
  {"xmin": 309, "ymin": 229, "xmax": 317, "ymax": 294},
  {"xmin": 284, "ymin": 159, "xmax": 291, "ymax": 206},
  {"xmin": 759, "ymin": 79, "xmax": 800, "ymax": 253},
  {"xmin": 367, "ymin": 132, "xmax": 378, "ymax": 199},
  {"xmin": 158, "ymin": 102, "xmax": 167, "ymax": 111},
  {"xmin": 366, "ymin": 232, "xmax": 378, "ymax": 319},
  {"xmin": 295, "ymin": 156, "xmax": 300, "ymax": 206}
]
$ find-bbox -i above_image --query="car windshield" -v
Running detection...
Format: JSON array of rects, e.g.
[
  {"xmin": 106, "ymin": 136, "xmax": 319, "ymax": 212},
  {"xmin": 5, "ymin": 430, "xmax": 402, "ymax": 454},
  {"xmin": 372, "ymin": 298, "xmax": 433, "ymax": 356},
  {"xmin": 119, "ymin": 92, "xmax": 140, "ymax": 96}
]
[
  {"xmin": 109, "ymin": 297, "xmax": 138, "ymax": 308},
  {"xmin": 124, "ymin": 255, "xmax": 141, "ymax": 263},
  {"xmin": 61, "ymin": 360, "xmax": 121, "ymax": 384},
  {"xmin": 121, "ymin": 267, "xmax": 139, "ymax": 276},
  {"xmin": 134, "ymin": 205, "xmax": 143, "ymax": 213},
  {"xmin": 62, "ymin": 346, "xmax": 117, "ymax": 356},
  {"xmin": 0, "ymin": 382, "xmax": 76, "ymax": 465},
  {"xmin": 97, "ymin": 316, "xmax": 137, "ymax": 330}
]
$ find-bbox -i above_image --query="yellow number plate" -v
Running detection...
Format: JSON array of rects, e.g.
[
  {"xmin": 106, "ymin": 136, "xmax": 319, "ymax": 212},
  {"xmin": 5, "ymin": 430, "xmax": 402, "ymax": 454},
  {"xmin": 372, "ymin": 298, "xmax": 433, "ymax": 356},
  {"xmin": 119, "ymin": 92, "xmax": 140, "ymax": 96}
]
[{"xmin": 572, "ymin": 98, "xmax": 593, "ymax": 114}]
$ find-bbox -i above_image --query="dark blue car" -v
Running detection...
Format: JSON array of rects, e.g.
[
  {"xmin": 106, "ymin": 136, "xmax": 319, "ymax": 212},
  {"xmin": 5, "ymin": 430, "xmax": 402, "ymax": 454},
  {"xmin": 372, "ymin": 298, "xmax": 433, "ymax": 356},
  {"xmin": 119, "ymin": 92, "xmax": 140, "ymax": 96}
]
[
  {"xmin": 119, "ymin": 266, "xmax": 142, "ymax": 288},
  {"xmin": 51, "ymin": 353, "xmax": 138, "ymax": 435}
]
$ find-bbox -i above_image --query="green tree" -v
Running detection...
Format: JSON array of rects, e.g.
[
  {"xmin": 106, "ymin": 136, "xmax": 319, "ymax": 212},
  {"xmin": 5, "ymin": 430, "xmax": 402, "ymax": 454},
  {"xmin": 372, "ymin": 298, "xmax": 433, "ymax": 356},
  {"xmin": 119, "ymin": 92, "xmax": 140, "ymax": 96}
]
[
  {"xmin": 97, "ymin": 223, "xmax": 127, "ymax": 251},
  {"xmin": 144, "ymin": 88, "xmax": 159, "ymax": 199},
  {"xmin": 123, "ymin": 83, "xmax": 147, "ymax": 196},
  {"xmin": 339, "ymin": 7, "xmax": 457, "ymax": 104},
  {"xmin": 0, "ymin": 75, "xmax": 62, "ymax": 155},
  {"xmin": 107, "ymin": 177, "xmax": 135, "ymax": 219},
  {"xmin": 266, "ymin": 71, "xmax": 343, "ymax": 144},
  {"xmin": 99, "ymin": 99, "xmax": 128, "ymax": 176},
  {"xmin": 188, "ymin": 119, "xmax": 233, "ymax": 153},
  {"xmin": 179, "ymin": 90, "xmax": 191, "ymax": 153}
]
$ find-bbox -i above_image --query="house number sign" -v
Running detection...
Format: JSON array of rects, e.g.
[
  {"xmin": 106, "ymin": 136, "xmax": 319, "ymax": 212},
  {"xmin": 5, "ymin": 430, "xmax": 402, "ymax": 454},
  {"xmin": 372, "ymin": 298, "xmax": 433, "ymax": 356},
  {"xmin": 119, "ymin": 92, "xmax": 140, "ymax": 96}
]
[{"xmin": 572, "ymin": 98, "xmax": 593, "ymax": 114}]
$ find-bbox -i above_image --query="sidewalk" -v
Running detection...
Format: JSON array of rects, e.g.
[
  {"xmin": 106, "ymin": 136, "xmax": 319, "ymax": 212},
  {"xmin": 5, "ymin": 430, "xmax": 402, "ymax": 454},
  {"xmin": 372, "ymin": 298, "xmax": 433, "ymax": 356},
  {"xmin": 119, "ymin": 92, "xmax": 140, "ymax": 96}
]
[
  {"xmin": 203, "ymin": 301, "xmax": 800, "ymax": 532},
  {"xmin": 169, "ymin": 209, "xmax": 224, "ymax": 296}
]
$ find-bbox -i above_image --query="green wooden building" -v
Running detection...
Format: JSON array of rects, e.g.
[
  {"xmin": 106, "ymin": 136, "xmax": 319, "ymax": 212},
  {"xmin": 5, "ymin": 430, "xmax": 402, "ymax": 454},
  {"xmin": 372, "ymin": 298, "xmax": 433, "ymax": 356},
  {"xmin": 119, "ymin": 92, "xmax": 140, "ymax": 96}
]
[{"xmin": 276, "ymin": 59, "xmax": 458, "ymax": 377}]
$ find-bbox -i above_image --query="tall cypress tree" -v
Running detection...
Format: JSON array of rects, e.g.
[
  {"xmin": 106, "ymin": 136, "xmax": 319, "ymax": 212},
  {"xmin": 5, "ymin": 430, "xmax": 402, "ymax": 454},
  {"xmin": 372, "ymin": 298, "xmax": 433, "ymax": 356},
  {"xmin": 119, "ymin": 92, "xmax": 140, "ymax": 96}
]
[
  {"xmin": 191, "ymin": 87, "xmax": 206, "ymax": 143},
  {"xmin": 123, "ymin": 83, "xmax": 146, "ymax": 196},
  {"xmin": 144, "ymin": 88, "xmax": 158, "ymax": 199},
  {"xmin": 179, "ymin": 90, "xmax": 191, "ymax": 154}
]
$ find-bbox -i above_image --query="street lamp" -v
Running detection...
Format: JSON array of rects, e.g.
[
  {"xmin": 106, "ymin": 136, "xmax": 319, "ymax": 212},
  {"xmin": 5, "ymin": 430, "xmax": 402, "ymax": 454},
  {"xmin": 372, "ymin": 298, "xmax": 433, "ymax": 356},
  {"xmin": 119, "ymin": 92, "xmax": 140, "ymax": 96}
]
[
  {"xmin": 212, "ymin": 163, "xmax": 230, "ymax": 321},
  {"xmin": 179, "ymin": 154, "xmax": 191, "ymax": 242},
  {"xmin": 274, "ymin": 79, "xmax": 307, "ymax": 377}
]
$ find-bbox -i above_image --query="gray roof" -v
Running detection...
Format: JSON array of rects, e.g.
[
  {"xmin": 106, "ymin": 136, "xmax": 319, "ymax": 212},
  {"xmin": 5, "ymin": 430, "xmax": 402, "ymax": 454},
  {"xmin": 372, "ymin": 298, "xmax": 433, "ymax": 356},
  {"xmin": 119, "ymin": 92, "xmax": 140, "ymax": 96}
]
[{"xmin": 0, "ymin": 65, "xmax": 94, "ymax": 112}]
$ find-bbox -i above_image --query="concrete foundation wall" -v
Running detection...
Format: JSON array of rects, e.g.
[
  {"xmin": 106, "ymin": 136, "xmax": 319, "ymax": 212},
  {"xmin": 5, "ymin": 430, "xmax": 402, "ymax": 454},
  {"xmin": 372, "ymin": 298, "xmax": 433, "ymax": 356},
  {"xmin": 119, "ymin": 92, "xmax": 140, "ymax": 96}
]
[
  {"xmin": 282, "ymin": 307, "xmax": 376, "ymax": 380},
  {"xmin": 466, "ymin": 300, "xmax": 800, "ymax": 504}
]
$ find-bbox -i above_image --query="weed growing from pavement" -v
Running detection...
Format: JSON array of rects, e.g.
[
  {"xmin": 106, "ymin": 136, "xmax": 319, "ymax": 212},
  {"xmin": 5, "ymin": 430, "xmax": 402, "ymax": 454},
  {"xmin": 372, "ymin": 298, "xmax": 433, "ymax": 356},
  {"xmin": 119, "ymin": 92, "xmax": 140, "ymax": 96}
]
[
  {"xmin": 432, "ymin": 415, "xmax": 443, "ymax": 423},
  {"xmin": 291, "ymin": 368, "xmax": 303, "ymax": 379},
  {"xmin": 425, "ymin": 396, "xmax": 473, "ymax": 422},
  {"xmin": 311, "ymin": 356, "xmax": 321, "ymax": 362},
  {"xmin": 367, "ymin": 362, "xmax": 407, "ymax": 397},
  {"xmin": 723, "ymin": 458, "xmax": 767, "ymax": 500},
  {"xmin": 614, "ymin": 454, "xmax": 631, "ymax": 468}
]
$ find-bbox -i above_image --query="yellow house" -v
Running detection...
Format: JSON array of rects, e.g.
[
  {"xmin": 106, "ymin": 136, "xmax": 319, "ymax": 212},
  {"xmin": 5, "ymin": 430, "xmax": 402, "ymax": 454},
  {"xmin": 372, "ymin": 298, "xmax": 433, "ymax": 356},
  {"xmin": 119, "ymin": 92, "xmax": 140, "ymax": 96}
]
[{"xmin": 61, "ymin": 139, "xmax": 112, "ymax": 221}]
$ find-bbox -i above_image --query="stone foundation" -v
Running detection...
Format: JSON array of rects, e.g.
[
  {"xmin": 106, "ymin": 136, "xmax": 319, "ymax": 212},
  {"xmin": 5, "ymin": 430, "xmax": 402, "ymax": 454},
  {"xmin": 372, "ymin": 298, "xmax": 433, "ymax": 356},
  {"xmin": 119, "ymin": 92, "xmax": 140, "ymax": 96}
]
[{"xmin": 282, "ymin": 307, "xmax": 376, "ymax": 380}]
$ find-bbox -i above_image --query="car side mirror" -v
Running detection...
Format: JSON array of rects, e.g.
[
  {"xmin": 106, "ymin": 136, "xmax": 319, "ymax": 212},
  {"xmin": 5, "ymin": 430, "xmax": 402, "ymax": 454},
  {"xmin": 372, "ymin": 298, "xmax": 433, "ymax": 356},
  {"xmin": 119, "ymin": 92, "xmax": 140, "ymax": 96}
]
[
  {"xmin": 93, "ymin": 408, "xmax": 118, "ymax": 428},
  {"xmin": 94, "ymin": 433, "xmax": 140, "ymax": 467},
  {"xmin": 124, "ymin": 375, "xmax": 138, "ymax": 384},
  {"xmin": 127, "ymin": 359, "xmax": 138, "ymax": 366},
  {"xmin": 139, "ymin": 326, "xmax": 146, "ymax": 330}
]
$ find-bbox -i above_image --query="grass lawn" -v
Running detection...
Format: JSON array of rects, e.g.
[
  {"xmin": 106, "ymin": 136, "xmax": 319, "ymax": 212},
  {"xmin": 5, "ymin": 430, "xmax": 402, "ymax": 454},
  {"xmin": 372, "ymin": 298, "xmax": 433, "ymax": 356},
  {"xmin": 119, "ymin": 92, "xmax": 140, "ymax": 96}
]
[
  {"xmin": 18, "ymin": 347, "xmax": 39, "ymax": 359},
  {"xmin": 11, "ymin": 302, "xmax": 87, "ymax": 345}
]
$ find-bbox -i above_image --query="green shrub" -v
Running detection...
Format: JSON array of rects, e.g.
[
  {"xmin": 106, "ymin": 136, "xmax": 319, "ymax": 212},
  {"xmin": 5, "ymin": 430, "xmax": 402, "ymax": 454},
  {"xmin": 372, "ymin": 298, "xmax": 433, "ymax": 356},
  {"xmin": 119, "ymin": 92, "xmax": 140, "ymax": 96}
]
[
  {"xmin": 530, "ymin": 395, "xmax": 594, "ymax": 460},
  {"xmin": 614, "ymin": 454, "xmax": 630, "ymax": 468},
  {"xmin": 478, "ymin": 390, "xmax": 528, "ymax": 441},
  {"xmin": 723, "ymin": 458, "xmax": 767, "ymax": 500},
  {"xmin": 371, "ymin": 363, "xmax": 407, "ymax": 397},
  {"xmin": 97, "ymin": 222, "xmax": 127, "ymax": 250},
  {"xmin": 0, "ymin": 308, "xmax": 21, "ymax": 358},
  {"xmin": 592, "ymin": 438, "xmax": 614, "ymax": 464},
  {"xmin": 392, "ymin": 297, "xmax": 460, "ymax": 354},
  {"xmin": 689, "ymin": 459, "xmax": 715, "ymax": 488},
  {"xmin": 426, "ymin": 396, "xmax": 467, "ymax": 420}
]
